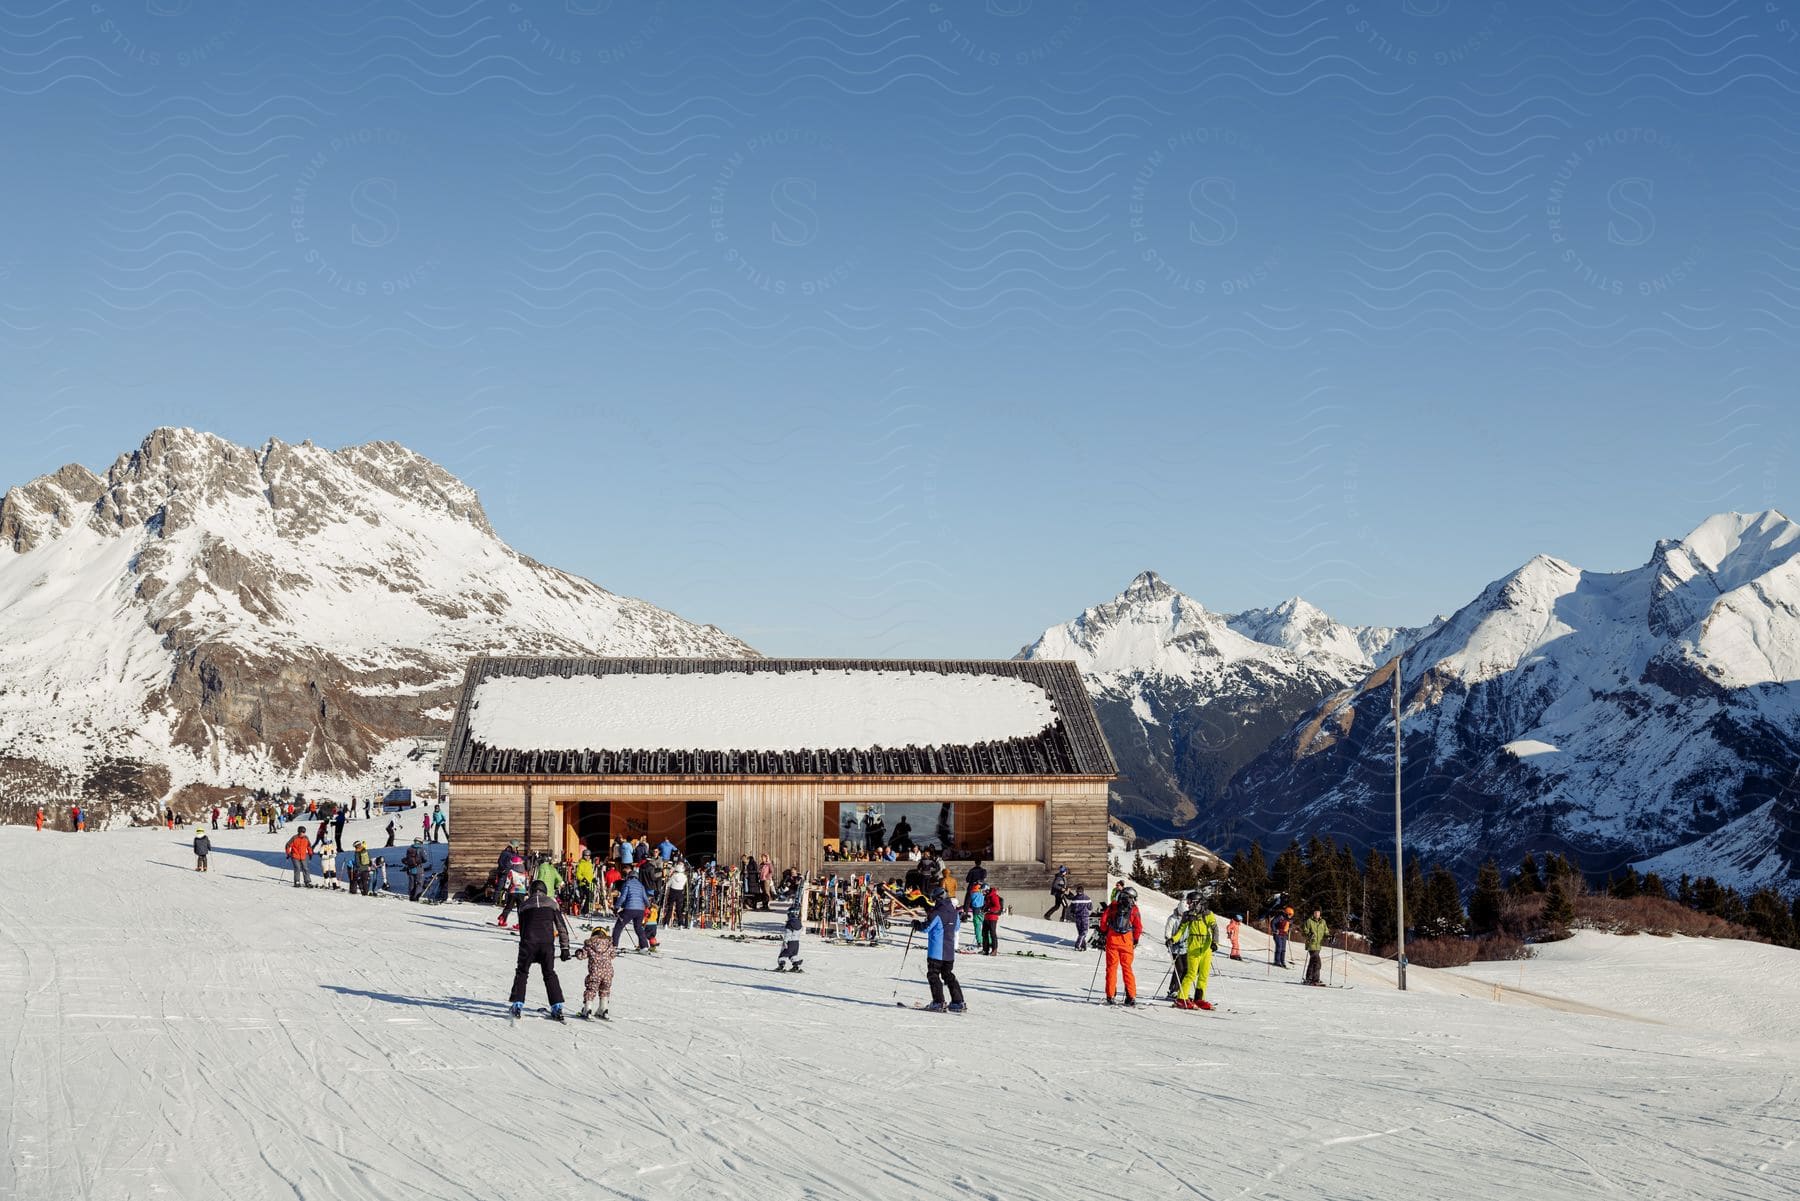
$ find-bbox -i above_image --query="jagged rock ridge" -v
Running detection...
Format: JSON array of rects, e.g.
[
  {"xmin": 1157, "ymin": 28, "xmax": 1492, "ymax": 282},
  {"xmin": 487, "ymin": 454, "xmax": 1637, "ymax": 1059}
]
[{"xmin": 0, "ymin": 428, "xmax": 755, "ymax": 821}]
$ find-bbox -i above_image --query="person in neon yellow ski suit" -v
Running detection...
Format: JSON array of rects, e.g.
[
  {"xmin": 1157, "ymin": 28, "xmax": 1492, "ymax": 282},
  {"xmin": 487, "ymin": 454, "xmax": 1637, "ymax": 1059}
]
[{"xmin": 1172, "ymin": 896, "xmax": 1218, "ymax": 1011}]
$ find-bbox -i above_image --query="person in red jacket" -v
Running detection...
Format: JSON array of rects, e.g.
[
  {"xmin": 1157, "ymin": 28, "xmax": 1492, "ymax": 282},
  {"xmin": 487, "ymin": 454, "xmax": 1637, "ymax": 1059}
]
[
  {"xmin": 1101, "ymin": 887, "xmax": 1144, "ymax": 1005},
  {"xmin": 285, "ymin": 830, "xmax": 314, "ymax": 888}
]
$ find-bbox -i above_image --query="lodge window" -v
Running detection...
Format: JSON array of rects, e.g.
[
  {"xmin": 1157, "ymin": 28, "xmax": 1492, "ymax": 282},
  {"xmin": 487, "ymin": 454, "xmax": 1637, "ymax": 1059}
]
[{"xmin": 822, "ymin": 800, "xmax": 1044, "ymax": 863}]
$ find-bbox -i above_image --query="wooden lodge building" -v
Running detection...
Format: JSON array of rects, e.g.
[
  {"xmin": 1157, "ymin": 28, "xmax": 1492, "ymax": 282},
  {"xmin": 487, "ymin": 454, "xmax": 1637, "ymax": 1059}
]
[{"xmin": 439, "ymin": 657, "xmax": 1116, "ymax": 899}]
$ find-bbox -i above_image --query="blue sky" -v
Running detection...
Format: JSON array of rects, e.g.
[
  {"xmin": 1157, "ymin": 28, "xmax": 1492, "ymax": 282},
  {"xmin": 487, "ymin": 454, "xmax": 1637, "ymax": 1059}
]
[{"xmin": 2, "ymin": 1, "xmax": 1795, "ymax": 654}]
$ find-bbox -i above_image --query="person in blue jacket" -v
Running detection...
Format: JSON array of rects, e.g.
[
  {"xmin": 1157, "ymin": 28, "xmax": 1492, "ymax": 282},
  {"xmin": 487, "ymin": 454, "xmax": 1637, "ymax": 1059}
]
[
  {"xmin": 656, "ymin": 837, "xmax": 676, "ymax": 861},
  {"xmin": 612, "ymin": 872, "xmax": 650, "ymax": 951},
  {"xmin": 913, "ymin": 886, "xmax": 965, "ymax": 1013}
]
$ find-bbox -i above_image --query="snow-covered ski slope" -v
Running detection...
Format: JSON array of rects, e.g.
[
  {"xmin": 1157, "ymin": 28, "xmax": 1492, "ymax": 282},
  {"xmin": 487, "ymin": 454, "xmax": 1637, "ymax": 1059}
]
[{"xmin": 3, "ymin": 827, "xmax": 1795, "ymax": 1201}]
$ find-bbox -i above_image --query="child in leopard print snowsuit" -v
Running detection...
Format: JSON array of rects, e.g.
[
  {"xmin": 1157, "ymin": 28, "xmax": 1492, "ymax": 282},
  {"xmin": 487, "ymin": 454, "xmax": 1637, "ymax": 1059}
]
[{"xmin": 573, "ymin": 928, "xmax": 617, "ymax": 1019}]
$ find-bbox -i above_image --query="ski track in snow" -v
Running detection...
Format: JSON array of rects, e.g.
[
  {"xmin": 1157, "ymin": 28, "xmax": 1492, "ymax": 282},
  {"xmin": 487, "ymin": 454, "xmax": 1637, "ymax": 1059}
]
[{"xmin": 2, "ymin": 826, "xmax": 1797, "ymax": 1201}]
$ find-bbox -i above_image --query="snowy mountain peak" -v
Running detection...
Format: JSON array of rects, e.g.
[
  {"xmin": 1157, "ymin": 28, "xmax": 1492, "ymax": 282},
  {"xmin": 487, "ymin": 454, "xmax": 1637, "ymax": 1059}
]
[
  {"xmin": 1123, "ymin": 569, "xmax": 1176, "ymax": 598},
  {"xmin": 0, "ymin": 429, "xmax": 755, "ymax": 818}
]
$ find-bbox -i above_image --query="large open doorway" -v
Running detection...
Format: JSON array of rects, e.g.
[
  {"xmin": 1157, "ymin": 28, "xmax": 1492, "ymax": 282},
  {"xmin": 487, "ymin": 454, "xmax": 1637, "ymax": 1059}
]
[{"xmin": 559, "ymin": 800, "xmax": 719, "ymax": 861}]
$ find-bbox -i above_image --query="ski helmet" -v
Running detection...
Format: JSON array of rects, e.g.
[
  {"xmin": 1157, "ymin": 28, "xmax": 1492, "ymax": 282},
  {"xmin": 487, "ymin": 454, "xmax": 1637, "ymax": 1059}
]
[{"xmin": 1285, "ymin": 906, "xmax": 1294, "ymax": 916}]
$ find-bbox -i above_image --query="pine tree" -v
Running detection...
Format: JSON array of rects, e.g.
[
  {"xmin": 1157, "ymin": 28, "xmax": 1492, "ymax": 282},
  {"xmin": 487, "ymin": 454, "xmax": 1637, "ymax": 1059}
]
[
  {"xmin": 1271, "ymin": 840, "xmax": 1305, "ymax": 902},
  {"xmin": 1468, "ymin": 859, "xmax": 1505, "ymax": 936},
  {"xmin": 1402, "ymin": 855, "xmax": 1427, "ymax": 933},
  {"xmin": 1608, "ymin": 869, "xmax": 1640, "ymax": 899},
  {"xmin": 1509, "ymin": 852, "xmax": 1543, "ymax": 896},
  {"xmin": 1543, "ymin": 875, "xmax": 1576, "ymax": 931},
  {"xmin": 1304, "ymin": 837, "xmax": 1347, "ymax": 930},
  {"xmin": 1418, "ymin": 865, "xmax": 1464, "ymax": 937},
  {"xmin": 1234, "ymin": 842, "xmax": 1270, "ymax": 916},
  {"xmin": 1362, "ymin": 848, "xmax": 1397, "ymax": 949},
  {"xmin": 1161, "ymin": 841, "xmax": 1199, "ymax": 894},
  {"xmin": 1639, "ymin": 872, "xmax": 1668, "ymax": 900},
  {"xmin": 1130, "ymin": 851, "xmax": 1155, "ymax": 888}
]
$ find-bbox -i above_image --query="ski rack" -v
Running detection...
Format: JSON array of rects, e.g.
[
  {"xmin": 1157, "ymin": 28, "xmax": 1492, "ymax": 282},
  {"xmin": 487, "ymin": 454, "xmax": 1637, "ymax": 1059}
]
[
  {"xmin": 690, "ymin": 865, "xmax": 744, "ymax": 932},
  {"xmin": 806, "ymin": 873, "xmax": 889, "ymax": 946}
]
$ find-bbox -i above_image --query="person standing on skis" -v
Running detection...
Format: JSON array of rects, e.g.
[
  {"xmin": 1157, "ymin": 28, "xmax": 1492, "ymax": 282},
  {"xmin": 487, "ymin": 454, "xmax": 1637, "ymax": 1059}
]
[
  {"xmin": 1303, "ymin": 909, "xmax": 1330, "ymax": 986},
  {"xmin": 285, "ymin": 828, "xmax": 313, "ymax": 888},
  {"xmin": 1101, "ymin": 887, "xmax": 1143, "ymax": 1006},
  {"xmin": 193, "ymin": 826, "xmax": 211, "ymax": 872},
  {"xmin": 573, "ymin": 928, "xmax": 617, "ymax": 1020},
  {"xmin": 1271, "ymin": 906, "xmax": 1293, "ymax": 969},
  {"xmin": 508, "ymin": 880, "xmax": 572, "ymax": 1020},
  {"xmin": 1227, "ymin": 914, "xmax": 1243, "ymax": 960},
  {"xmin": 1067, "ymin": 882, "xmax": 1093, "ymax": 950},
  {"xmin": 497, "ymin": 851, "xmax": 529, "ymax": 927},
  {"xmin": 1164, "ymin": 893, "xmax": 1194, "ymax": 998},
  {"xmin": 912, "ymin": 886, "xmax": 964, "ymax": 1013},
  {"xmin": 1172, "ymin": 896, "xmax": 1218, "ymax": 1010},
  {"xmin": 401, "ymin": 840, "xmax": 428, "ymax": 901},
  {"xmin": 775, "ymin": 891, "xmax": 805, "ymax": 972},
  {"xmin": 332, "ymin": 805, "xmax": 347, "ymax": 852}
]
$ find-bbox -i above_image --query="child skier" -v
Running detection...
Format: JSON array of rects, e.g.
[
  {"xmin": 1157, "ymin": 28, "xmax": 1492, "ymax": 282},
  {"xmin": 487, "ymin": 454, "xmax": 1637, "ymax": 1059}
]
[
  {"xmin": 775, "ymin": 894, "xmax": 804, "ymax": 972},
  {"xmin": 318, "ymin": 843, "xmax": 339, "ymax": 889},
  {"xmin": 642, "ymin": 901, "xmax": 661, "ymax": 953},
  {"xmin": 1227, "ymin": 914, "xmax": 1242, "ymax": 960},
  {"xmin": 573, "ymin": 927, "xmax": 617, "ymax": 1020},
  {"xmin": 193, "ymin": 826, "xmax": 211, "ymax": 872}
]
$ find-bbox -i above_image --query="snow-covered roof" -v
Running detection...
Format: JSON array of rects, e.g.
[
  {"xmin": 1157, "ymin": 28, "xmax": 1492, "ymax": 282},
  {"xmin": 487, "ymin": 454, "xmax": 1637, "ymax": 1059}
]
[{"xmin": 442, "ymin": 658, "xmax": 1116, "ymax": 777}]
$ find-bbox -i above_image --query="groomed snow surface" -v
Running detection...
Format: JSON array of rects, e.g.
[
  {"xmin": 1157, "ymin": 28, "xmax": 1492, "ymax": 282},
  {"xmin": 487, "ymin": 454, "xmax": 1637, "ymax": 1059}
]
[
  {"xmin": 3, "ymin": 827, "xmax": 1797, "ymax": 1201},
  {"xmin": 468, "ymin": 670, "xmax": 1059, "ymax": 753}
]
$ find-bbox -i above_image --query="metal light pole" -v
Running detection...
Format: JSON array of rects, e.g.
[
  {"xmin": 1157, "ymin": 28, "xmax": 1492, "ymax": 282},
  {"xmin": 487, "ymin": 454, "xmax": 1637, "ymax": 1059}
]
[{"xmin": 1393, "ymin": 650, "xmax": 1407, "ymax": 992}]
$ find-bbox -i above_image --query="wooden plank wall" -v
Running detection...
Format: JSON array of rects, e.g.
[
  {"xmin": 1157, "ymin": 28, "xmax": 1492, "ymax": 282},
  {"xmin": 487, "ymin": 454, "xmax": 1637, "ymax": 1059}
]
[{"xmin": 443, "ymin": 775, "xmax": 1112, "ymax": 895}]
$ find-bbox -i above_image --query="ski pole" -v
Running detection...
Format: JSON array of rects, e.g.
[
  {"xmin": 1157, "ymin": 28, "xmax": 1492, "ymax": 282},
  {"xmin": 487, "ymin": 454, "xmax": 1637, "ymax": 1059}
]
[
  {"xmin": 891, "ymin": 925, "xmax": 917, "ymax": 1005},
  {"xmin": 1085, "ymin": 944, "xmax": 1104, "ymax": 1003}
]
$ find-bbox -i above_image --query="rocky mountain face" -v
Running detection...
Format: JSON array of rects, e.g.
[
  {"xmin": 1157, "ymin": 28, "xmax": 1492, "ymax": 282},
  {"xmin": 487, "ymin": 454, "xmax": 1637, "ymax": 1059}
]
[
  {"xmin": 0, "ymin": 428, "xmax": 755, "ymax": 823},
  {"xmin": 1016, "ymin": 572, "xmax": 1429, "ymax": 841},
  {"xmin": 1227, "ymin": 511, "xmax": 1800, "ymax": 893}
]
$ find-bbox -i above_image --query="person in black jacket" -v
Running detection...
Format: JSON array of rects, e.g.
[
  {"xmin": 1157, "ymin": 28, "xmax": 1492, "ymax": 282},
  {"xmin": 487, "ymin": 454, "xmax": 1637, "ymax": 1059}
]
[
  {"xmin": 192, "ymin": 827, "xmax": 211, "ymax": 872},
  {"xmin": 509, "ymin": 880, "xmax": 572, "ymax": 1020},
  {"xmin": 401, "ymin": 840, "xmax": 429, "ymax": 902}
]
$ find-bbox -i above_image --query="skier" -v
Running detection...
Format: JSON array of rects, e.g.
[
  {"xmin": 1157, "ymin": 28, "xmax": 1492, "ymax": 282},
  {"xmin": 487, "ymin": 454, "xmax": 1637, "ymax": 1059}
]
[
  {"xmin": 432, "ymin": 805, "xmax": 447, "ymax": 843},
  {"xmin": 573, "ymin": 927, "xmax": 617, "ymax": 1020},
  {"xmin": 362, "ymin": 798, "xmax": 371, "ymax": 820},
  {"xmin": 1303, "ymin": 909, "xmax": 1330, "ymax": 986},
  {"xmin": 1171, "ymin": 895, "xmax": 1218, "ymax": 1011},
  {"xmin": 612, "ymin": 870, "xmax": 650, "ymax": 951},
  {"xmin": 1067, "ymin": 882, "xmax": 1093, "ymax": 950},
  {"xmin": 318, "ymin": 842, "xmax": 340, "ymax": 890},
  {"xmin": 1227, "ymin": 914, "xmax": 1243, "ymax": 960},
  {"xmin": 349, "ymin": 841, "xmax": 373, "ymax": 896},
  {"xmin": 574, "ymin": 850, "xmax": 598, "ymax": 915},
  {"xmin": 1044, "ymin": 865, "xmax": 1069, "ymax": 920},
  {"xmin": 775, "ymin": 892, "xmax": 805, "ymax": 972},
  {"xmin": 384, "ymin": 819, "xmax": 396, "ymax": 848},
  {"xmin": 285, "ymin": 829, "xmax": 313, "ymax": 888},
  {"xmin": 911, "ymin": 886, "xmax": 964, "ymax": 1013},
  {"xmin": 421, "ymin": 811, "xmax": 431, "ymax": 844},
  {"xmin": 193, "ymin": 826, "xmax": 211, "ymax": 872},
  {"xmin": 1101, "ymin": 886, "xmax": 1143, "ymax": 1006},
  {"xmin": 978, "ymin": 885, "xmax": 1002, "ymax": 955},
  {"xmin": 1164, "ymin": 893, "xmax": 1194, "ymax": 998},
  {"xmin": 1271, "ymin": 906, "xmax": 1293, "ymax": 969},
  {"xmin": 333, "ymin": 806, "xmax": 347, "ymax": 852},
  {"xmin": 642, "ymin": 900, "xmax": 661, "ymax": 952},
  {"xmin": 507, "ymin": 879, "xmax": 571, "ymax": 1021},
  {"xmin": 210, "ymin": 807, "xmax": 220, "ymax": 831},
  {"xmin": 534, "ymin": 854, "xmax": 563, "ymax": 896},
  {"xmin": 497, "ymin": 852, "xmax": 529, "ymax": 927},
  {"xmin": 372, "ymin": 854, "xmax": 389, "ymax": 895},
  {"xmin": 402, "ymin": 840, "xmax": 428, "ymax": 901}
]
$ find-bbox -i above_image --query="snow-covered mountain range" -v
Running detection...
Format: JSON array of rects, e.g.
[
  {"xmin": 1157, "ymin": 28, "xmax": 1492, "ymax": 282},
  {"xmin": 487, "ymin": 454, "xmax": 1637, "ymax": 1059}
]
[
  {"xmin": 0, "ymin": 428, "xmax": 754, "ymax": 821},
  {"xmin": 1228, "ymin": 511, "xmax": 1800, "ymax": 893},
  {"xmin": 1016, "ymin": 570, "xmax": 1438, "ymax": 839}
]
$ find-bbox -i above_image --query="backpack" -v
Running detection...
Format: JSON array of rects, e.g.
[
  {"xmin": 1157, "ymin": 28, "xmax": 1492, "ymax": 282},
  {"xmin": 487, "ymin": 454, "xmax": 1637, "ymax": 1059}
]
[
  {"xmin": 968, "ymin": 885, "xmax": 986, "ymax": 912},
  {"xmin": 1107, "ymin": 900, "xmax": 1134, "ymax": 935}
]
